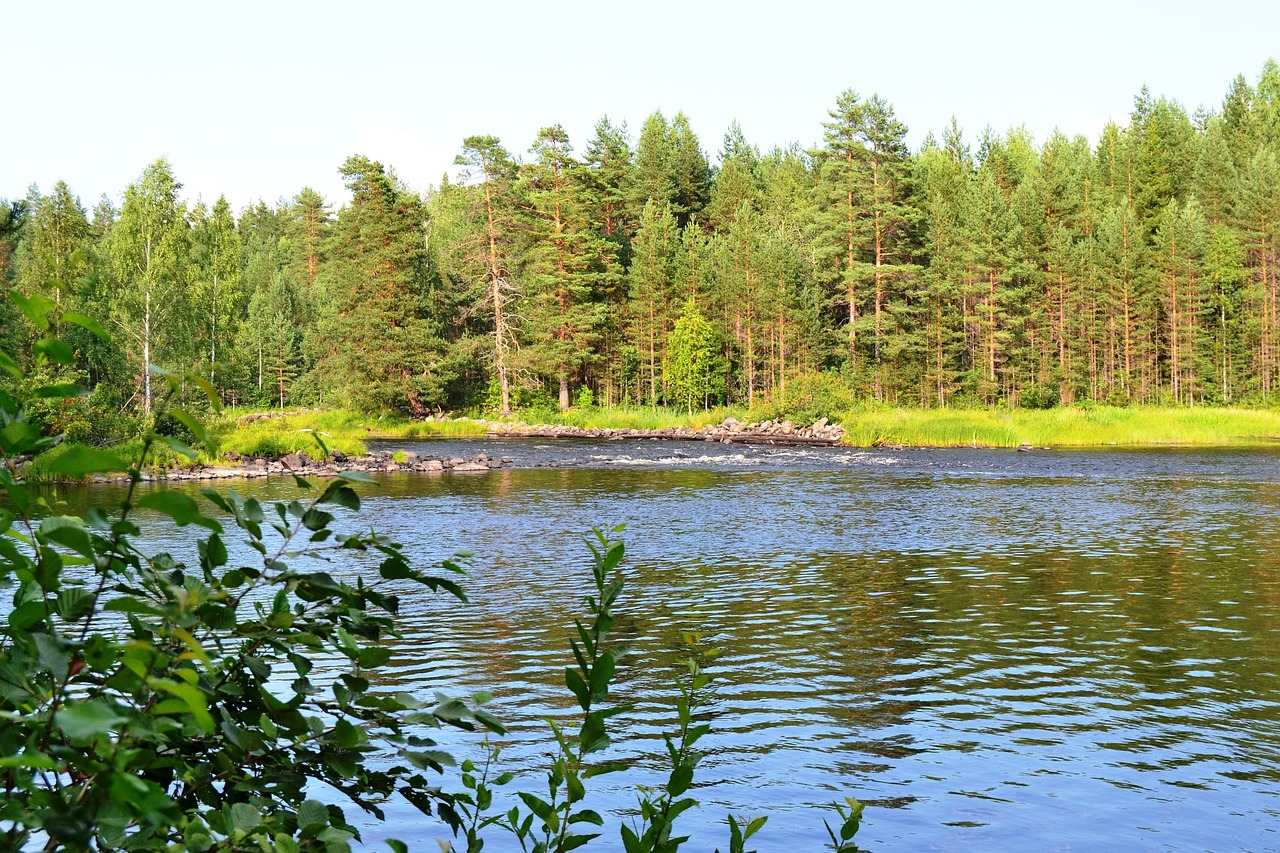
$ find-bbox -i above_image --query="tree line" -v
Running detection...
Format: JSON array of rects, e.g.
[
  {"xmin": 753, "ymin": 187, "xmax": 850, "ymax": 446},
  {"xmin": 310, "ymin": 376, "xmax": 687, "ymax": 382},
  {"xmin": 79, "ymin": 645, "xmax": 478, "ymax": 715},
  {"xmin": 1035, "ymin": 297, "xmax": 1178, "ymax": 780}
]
[{"xmin": 5, "ymin": 61, "xmax": 1280, "ymax": 433}]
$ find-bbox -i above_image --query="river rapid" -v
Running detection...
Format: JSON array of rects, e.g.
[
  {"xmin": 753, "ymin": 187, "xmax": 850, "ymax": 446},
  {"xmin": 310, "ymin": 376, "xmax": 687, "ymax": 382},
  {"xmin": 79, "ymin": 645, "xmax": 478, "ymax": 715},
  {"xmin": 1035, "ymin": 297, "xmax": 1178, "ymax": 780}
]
[{"xmin": 60, "ymin": 440, "xmax": 1280, "ymax": 851}]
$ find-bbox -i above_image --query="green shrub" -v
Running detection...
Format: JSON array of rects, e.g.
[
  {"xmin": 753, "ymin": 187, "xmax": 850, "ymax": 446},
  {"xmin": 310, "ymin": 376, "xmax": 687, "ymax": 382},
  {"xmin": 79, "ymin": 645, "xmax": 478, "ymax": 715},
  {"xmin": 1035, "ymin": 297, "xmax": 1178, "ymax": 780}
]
[
  {"xmin": 0, "ymin": 299, "xmax": 494, "ymax": 850},
  {"xmin": 1019, "ymin": 383, "xmax": 1059, "ymax": 410},
  {"xmin": 753, "ymin": 372, "xmax": 854, "ymax": 426}
]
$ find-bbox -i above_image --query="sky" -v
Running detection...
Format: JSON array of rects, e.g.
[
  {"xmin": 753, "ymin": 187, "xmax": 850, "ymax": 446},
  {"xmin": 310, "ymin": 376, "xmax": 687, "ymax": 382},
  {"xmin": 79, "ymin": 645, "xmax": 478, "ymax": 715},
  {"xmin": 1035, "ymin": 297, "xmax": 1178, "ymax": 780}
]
[{"xmin": 7, "ymin": 0, "xmax": 1280, "ymax": 213}]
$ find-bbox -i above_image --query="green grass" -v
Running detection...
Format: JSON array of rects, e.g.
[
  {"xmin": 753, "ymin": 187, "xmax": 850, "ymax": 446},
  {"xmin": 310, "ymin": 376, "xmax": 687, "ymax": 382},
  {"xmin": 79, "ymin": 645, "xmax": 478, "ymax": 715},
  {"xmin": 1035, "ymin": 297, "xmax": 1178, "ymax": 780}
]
[
  {"xmin": 506, "ymin": 405, "xmax": 751, "ymax": 431},
  {"xmin": 837, "ymin": 406, "xmax": 1280, "ymax": 448},
  {"xmin": 207, "ymin": 408, "xmax": 487, "ymax": 460}
]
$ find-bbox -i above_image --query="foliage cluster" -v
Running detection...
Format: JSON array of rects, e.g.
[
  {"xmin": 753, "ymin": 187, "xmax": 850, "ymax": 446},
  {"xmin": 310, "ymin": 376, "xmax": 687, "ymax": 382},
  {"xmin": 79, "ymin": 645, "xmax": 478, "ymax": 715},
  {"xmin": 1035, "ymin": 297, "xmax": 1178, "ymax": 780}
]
[
  {"xmin": 7, "ymin": 64, "xmax": 1280, "ymax": 427},
  {"xmin": 747, "ymin": 371, "xmax": 856, "ymax": 426}
]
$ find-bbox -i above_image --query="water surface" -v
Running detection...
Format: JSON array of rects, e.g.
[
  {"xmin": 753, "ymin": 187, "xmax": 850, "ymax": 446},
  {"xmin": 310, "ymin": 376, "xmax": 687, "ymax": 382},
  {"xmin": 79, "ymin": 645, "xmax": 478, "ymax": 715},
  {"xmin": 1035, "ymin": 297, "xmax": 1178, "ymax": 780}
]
[{"xmin": 66, "ymin": 442, "xmax": 1280, "ymax": 850}]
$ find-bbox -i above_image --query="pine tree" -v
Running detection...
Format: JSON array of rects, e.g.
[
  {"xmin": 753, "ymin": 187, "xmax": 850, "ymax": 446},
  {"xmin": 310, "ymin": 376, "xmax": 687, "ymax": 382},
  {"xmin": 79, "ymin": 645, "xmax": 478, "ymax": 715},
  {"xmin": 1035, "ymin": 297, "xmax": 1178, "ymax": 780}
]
[
  {"xmin": 1154, "ymin": 198, "xmax": 1207, "ymax": 404},
  {"xmin": 455, "ymin": 136, "xmax": 521, "ymax": 416},
  {"xmin": 519, "ymin": 125, "xmax": 607, "ymax": 410},
  {"xmin": 852, "ymin": 95, "xmax": 917, "ymax": 399},
  {"xmin": 668, "ymin": 112, "xmax": 713, "ymax": 229},
  {"xmin": 811, "ymin": 89, "xmax": 869, "ymax": 375},
  {"xmin": 706, "ymin": 121, "xmax": 762, "ymax": 232},
  {"xmin": 1234, "ymin": 146, "xmax": 1280, "ymax": 398},
  {"xmin": 632, "ymin": 111, "xmax": 674, "ymax": 214},
  {"xmin": 914, "ymin": 130, "xmax": 971, "ymax": 406},
  {"xmin": 1200, "ymin": 223, "xmax": 1248, "ymax": 402},
  {"xmin": 627, "ymin": 199, "xmax": 678, "ymax": 404},
  {"xmin": 583, "ymin": 116, "xmax": 636, "ymax": 262}
]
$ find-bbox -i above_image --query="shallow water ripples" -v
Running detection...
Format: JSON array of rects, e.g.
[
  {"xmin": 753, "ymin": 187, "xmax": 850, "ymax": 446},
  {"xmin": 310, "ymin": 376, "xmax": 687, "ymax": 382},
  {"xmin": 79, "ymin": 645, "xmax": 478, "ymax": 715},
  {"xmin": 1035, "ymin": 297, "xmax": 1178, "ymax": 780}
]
[{"xmin": 58, "ymin": 446, "xmax": 1280, "ymax": 851}]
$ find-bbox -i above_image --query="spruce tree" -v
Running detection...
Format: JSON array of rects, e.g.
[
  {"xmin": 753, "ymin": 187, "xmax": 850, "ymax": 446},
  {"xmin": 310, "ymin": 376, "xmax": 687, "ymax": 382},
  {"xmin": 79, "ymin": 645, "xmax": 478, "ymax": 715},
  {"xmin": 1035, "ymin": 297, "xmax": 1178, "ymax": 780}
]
[{"xmin": 316, "ymin": 155, "xmax": 446, "ymax": 414}]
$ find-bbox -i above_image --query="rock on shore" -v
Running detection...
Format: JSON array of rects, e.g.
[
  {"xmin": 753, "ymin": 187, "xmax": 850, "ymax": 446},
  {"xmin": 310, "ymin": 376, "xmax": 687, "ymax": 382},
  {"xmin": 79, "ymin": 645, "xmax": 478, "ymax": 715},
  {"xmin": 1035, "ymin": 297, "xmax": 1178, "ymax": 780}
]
[
  {"xmin": 104, "ymin": 450, "xmax": 513, "ymax": 483},
  {"xmin": 474, "ymin": 416, "xmax": 845, "ymax": 445}
]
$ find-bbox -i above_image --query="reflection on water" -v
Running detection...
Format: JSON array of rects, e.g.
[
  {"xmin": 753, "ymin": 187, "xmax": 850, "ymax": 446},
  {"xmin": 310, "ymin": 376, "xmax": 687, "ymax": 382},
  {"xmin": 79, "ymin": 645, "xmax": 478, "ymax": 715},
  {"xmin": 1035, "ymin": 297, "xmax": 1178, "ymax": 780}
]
[{"xmin": 44, "ymin": 444, "xmax": 1280, "ymax": 850}]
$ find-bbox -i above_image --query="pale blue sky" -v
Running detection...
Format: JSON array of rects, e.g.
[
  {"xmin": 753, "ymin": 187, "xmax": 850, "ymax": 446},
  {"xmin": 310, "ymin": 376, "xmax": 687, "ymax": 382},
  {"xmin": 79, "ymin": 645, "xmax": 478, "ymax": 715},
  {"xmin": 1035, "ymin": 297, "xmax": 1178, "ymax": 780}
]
[{"xmin": 8, "ymin": 0, "xmax": 1279, "ymax": 212}]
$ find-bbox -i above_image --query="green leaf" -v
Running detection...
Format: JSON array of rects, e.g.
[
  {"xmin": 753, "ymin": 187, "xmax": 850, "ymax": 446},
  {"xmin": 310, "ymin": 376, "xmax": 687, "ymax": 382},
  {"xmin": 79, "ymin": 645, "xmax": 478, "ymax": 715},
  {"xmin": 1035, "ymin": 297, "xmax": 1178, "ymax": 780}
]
[
  {"xmin": 157, "ymin": 434, "xmax": 199, "ymax": 461},
  {"xmin": 33, "ymin": 336, "xmax": 75, "ymax": 365},
  {"xmin": 63, "ymin": 311, "xmax": 109, "ymax": 341},
  {"xmin": 228, "ymin": 802, "xmax": 263, "ymax": 834},
  {"xmin": 385, "ymin": 841, "xmax": 409, "ymax": 853},
  {"xmin": 137, "ymin": 491, "xmax": 222, "ymax": 532},
  {"xmin": 297, "ymin": 799, "xmax": 329, "ymax": 831},
  {"xmin": 41, "ymin": 516, "xmax": 96, "ymax": 559},
  {"xmin": 559, "ymin": 834, "xmax": 598, "ymax": 851},
  {"xmin": 474, "ymin": 708, "xmax": 507, "ymax": 736},
  {"xmin": 186, "ymin": 373, "xmax": 222, "ymax": 413},
  {"xmin": 47, "ymin": 446, "xmax": 129, "ymax": 476},
  {"xmin": 357, "ymin": 646, "xmax": 392, "ymax": 668},
  {"xmin": 580, "ymin": 710, "xmax": 609, "ymax": 754},
  {"xmin": 0, "ymin": 422, "xmax": 43, "ymax": 457},
  {"xmin": 517, "ymin": 792, "xmax": 556, "ymax": 823},
  {"xmin": 56, "ymin": 699, "xmax": 127, "ymax": 739},
  {"xmin": 8, "ymin": 600, "xmax": 48, "ymax": 631},
  {"xmin": 152, "ymin": 678, "xmax": 215, "ymax": 733},
  {"xmin": 34, "ymin": 633, "xmax": 69, "ymax": 680},
  {"xmin": 302, "ymin": 508, "xmax": 334, "ymax": 531},
  {"xmin": 589, "ymin": 650, "xmax": 616, "ymax": 699},
  {"xmin": 273, "ymin": 835, "xmax": 302, "ymax": 853},
  {"xmin": 0, "ymin": 351, "xmax": 21, "ymax": 380},
  {"xmin": 0, "ymin": 752, "xmax": 58, "ymax": 770},
  {"xmin": 333, "ymin": 718, "xmax": 361, "ymax": 748},
  {"xmin": 405, "ymin": 749, "xmax": 456, "ymax": 771},
  {"xmin": 11, "ymin": 291, "xmax": 55, "ymax": 330},
  {"xmin": 56, "ymin": 587, "xmax": 95, "ymax": 622},
  {"xmin": 322, "ymin": 484, "xmax": 361, "ymax": 510},
  {"xmin": 103, "ymin": 597, "xmax": 165, "ymax": 616},
  {"xmin": 668, "ymin": 763, "xmax": 693, "ymax": 797},
  {"xmin": 565, "ymin": 667, "xmax": 590, "ymax": 710},
  {"xmin": 168, "ymin": 408, "xmax": 217, "ymax": 455},
  {"xmin": 185, "ymin": 821, "xmax": 215, "ymax": 852}
]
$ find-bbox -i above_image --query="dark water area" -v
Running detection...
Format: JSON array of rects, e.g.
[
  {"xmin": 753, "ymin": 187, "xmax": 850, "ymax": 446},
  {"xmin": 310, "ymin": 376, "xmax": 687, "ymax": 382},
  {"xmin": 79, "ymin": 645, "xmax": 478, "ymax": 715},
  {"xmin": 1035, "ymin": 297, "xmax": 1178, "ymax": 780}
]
[{"xmin": 44, "ymin": 442, "xmax": 1280, "ymax": 850}]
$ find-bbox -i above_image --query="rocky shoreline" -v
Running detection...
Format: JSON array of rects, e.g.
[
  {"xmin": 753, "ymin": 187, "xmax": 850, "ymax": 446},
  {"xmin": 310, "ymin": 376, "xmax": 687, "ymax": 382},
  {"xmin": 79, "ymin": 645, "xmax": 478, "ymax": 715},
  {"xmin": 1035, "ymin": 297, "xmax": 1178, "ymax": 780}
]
[
  {"xmin": 80, "ymin": 417, "xmax": 845, "ymax": 483},
  {"xmin": 475, "ymin": 416, "xmax": 845, "ymax": 445},
  {"xmin": 92, "ymin": 449, "xmax": 514, "ymax": 483}
]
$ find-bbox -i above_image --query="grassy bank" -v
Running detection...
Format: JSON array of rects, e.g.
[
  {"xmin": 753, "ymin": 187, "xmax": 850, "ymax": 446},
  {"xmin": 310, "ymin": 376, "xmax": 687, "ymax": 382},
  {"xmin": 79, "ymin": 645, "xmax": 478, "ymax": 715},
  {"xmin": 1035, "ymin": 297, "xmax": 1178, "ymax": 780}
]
[
  {"xmin": 501, "ymin": 405, "xmax": 750, "ymax": 432},
  {"xmin": 837, "ymin": 406, "xmax": 1280, "ymax": 448},
  {"xmin": 207, "ymin": 408, "xmax": 488, "ymax": 459},
  {"xmin": 25, "ymin": 404, "xmax": 1280, "ymax": 483}
]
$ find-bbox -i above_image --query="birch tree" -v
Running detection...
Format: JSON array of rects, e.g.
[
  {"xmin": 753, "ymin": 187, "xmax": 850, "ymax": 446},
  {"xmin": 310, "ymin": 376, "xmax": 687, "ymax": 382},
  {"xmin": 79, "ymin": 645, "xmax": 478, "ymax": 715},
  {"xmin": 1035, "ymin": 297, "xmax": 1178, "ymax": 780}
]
[{"xmin": 107, "ymin": 159, "xmax": 189, "ymax": 414}]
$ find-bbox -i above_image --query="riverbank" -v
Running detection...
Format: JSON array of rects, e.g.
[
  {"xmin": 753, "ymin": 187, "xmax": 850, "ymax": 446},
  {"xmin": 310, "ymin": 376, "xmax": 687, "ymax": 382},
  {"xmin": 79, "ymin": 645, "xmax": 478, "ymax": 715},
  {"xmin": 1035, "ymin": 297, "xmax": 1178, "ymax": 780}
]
[
  {"xmin": 210, "ymin": 405, "xmax": 1280, "ymax": 454},
  {"xmin": 839, "ymin": 406, "xmax": 1280, "ymax": 448},
  {"xmin": 20, "ymin": 404, "xmax": 1280, "ymax": 483}
]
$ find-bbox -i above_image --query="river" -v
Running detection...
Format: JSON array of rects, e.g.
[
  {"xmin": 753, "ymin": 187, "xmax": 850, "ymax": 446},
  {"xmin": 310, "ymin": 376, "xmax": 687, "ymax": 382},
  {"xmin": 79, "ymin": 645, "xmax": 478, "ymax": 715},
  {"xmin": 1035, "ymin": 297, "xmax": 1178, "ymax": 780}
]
[{"xmin": 61, "ymin": 440, "xmax": 1280, "ymax": 850}]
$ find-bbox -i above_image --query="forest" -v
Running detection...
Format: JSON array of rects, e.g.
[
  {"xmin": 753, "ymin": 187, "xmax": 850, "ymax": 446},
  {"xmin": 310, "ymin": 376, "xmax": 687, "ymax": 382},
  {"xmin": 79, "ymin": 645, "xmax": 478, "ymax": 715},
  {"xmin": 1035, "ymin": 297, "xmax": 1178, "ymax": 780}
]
[{"xmin": 5, "ymin": 62, "xmax": 1280, "ymax": 444}]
